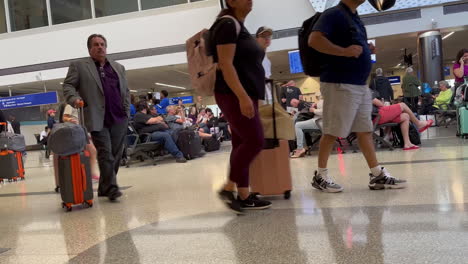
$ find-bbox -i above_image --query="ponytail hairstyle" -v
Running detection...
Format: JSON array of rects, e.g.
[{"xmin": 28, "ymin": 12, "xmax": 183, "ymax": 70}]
[{"xmin": 217, "ymin": 0, "xmax": 235, "ymax": 18}]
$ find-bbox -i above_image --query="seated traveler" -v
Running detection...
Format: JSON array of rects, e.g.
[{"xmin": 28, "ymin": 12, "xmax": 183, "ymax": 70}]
[
  {"xmin": 290, "ymin": 94, "xmax": 324, "ymax": 158},
  {"xmin": 166, "ymin": 105, "xmax": 222, "ymax": 141},
  {"xmin": 432, "ymin": 81, "xmax": 453, "ymax": 110},
  {"xmin": 133, "ymin": 103, "xmax": 187, "ymax": 163},
  {"xmin": 372, "ymin": 97, "xmax": 433, "ymax": 151}
]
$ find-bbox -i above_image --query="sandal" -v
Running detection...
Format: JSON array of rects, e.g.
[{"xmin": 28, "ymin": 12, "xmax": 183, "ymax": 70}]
[
  {"xmin": 403, "ymin": 145, "xmax": 420, "ymax": 151},
  {"xmin": 290, "ymin": 149, "xmax": 306, "ymax": 158},
  {"xmin": 418, "ymin": 120, "xmax": 433, "ymax": 133}
]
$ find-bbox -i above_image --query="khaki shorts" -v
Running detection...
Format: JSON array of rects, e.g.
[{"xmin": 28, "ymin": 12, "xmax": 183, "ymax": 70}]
[{"xmin": 321, "ymin": 82, "xmax": 373, "ymax": 138}]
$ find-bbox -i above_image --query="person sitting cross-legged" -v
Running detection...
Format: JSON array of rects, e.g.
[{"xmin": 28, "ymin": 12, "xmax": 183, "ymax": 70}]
[
  {"xmin": 133, "ymin": 102, "xmax": 187, "ymax": 163},
  {"xmin": 290, "ymin": 94, "xmax": 324, "ymax": 158},
  {"xmin": 372, "ymin": 98, "xmax": 433, "ymax": 151}
]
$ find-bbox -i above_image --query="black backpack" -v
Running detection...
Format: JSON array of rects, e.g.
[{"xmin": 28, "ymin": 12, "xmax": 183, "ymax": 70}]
[
  {"xmin": 298, "ymin": 13, "xmax": 323, "ymax": 77},
  {"xmin": 298, "ymin": 5, "xmax": 358, "ymax": 77},
  {"xmin": 203, "ymin": 137, "xmax": 220, "ymax": 152}
]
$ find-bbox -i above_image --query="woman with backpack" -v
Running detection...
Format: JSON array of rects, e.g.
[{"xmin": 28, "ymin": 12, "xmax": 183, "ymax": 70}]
[{"xmin": 214, "ymin": 0, "xmax": 271, "ymax": 213}]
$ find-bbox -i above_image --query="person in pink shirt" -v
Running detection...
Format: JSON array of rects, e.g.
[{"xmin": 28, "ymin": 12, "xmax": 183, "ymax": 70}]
[{"xmin": 453, "ymin": 48, "xmax": 468, "ymax": 86}]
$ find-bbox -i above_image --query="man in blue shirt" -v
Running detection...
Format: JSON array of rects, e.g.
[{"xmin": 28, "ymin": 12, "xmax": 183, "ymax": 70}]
[
  {"xmin": 308, "ymin": 0, "xmax": 406, "ymax": 193},
  {"xmin": 157, "ymin": 90, "xmax": 170, "ymax": 115}
]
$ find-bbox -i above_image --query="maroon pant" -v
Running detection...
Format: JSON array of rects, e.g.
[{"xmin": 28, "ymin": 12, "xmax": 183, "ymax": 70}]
[{"xmin": 215, "ymin": 93, "xmax": 264, "ymax": 188}]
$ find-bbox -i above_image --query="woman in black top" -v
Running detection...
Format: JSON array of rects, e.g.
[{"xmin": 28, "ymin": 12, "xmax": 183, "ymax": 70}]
[{"xmin": 215, "ymin": 0, "xmax": 271, "ymax": 213}]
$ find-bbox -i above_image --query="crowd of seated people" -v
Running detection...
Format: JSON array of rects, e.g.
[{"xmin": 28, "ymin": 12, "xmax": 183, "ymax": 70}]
[
  {"xmin": 133, "ymin": 102, "xmax": 187, "ymax": 163},
  {"xmin": 165, "ymin": 105, "xmax": 222, "ymax": 141}
]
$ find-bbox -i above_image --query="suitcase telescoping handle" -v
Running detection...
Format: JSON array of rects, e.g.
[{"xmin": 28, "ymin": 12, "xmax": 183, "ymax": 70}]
[
  {"xmin": 76, "ymin": 100, "xmax": 85, "ymax": 126},
  {"xmin": 266, "ymin": 79, "xmax": 278, "ymax": 146}
]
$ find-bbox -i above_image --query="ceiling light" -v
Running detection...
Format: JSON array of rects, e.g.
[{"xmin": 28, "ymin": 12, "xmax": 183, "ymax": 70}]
[
  {"xmin": 155, "ymin": 82, "xmax": 186, "ymax": 90},
  {"xmin": 59, "ymin": 82, "xmax": 63, "ymax": 85},
  {"xmin": 442, "ymin": 32, "xmax": 455, "ymax": 40},
  {"xmin": 130, "ymin": 90, "xmax": 138, "ymax": 93}
]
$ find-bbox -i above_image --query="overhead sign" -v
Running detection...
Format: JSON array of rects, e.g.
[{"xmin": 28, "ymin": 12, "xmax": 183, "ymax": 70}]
[
  {"xmin": 0, "ymin": 92, "xmax": 58, "ymax": 110},
  {"xmin": 170, "ymin": 96, "xmax": 193, "ymax": 105},
  {"xmin": 388, "ymin": 76, "xmax": 401, "ymax": 85},
  {"xmin": 288, "ymin": 50, "xmax": 304, "ymax": 74}
]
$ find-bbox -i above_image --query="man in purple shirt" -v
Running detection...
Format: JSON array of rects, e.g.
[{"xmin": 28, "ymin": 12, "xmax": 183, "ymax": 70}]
[{"xmin": 63, "ymin": 34, "xmax": 130, "ymax": 202}]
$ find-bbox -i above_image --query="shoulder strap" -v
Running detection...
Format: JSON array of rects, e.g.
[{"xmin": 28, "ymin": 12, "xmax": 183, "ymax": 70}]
[
  {"xmin": 337, "ymin": 4, "xmax": 360, "ymax": 44},
  {"xmin": 221, "ymin": 15, "xmax": 241, "ymax": 37}
]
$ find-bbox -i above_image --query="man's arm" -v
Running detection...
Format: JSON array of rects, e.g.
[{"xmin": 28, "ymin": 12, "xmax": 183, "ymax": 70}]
[
  {"xmin": 63, "ymin": 62, "xmax": 82, "ymax": 107},
  {"xmin": 308, "ymin": 31, "xmax": 362, "ymax": 58},
  {"xmin": 146, "ymin": 116, "xmax": 165, "ymax": 125}
]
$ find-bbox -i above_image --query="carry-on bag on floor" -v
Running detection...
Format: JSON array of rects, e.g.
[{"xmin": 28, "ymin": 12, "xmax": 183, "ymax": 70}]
[
  {"xmin": 177, "ymin": 129, "xmax": 202, "ymax": 160},
  {"xmin": 0, "ymin": 150, "xmax": 24, "ymax": 183},
  {"xmin": 459, "ymin": 106, "xmax": 468, "ymax": 138},
  {"xmin": 249, "ymin": 80, "xmax": 293, "ymax": 199},
  {"xmin": 0, "ymin": 122, "xmax": 25, "ymax": 183},
  {"xmin": 202, "ymin": 137, "xmax": 220, "ymax": 152},
  {"xmin": 57, "ymin": 103, "xmax": 93, "ymax": 212}
]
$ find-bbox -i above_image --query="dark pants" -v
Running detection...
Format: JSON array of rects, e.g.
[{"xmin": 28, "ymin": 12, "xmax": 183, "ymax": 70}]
[
  {"xmin": 91, "ymin": 119, "xmax": 128, "ymax": 195},
  {"xmin": 150, "ymin": 131, "xmax": 183, "ymax": 158},
  {"xmin": 215, "ymin": 93, "xmax": 264, "ymax": 188},
  {"xmin": 404, "ymin": 96, "xmax": 419, "ymax": 113}
]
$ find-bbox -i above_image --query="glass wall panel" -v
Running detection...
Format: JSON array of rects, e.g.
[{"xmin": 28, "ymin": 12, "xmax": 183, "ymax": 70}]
[
  {"xmin": 0, "ymin": 1, "xmax": 7, "ymax": 33},
  {"xmin": 8, "ymin": 0, "xmax": 48, "ymax": 31},
  {"xmin": 141, "ymin": 0, "xmax": 188, "ymax": 10},
  {"xmin": 95, "ymin": 0, "xmax": 138, "ymax": 17},
  {"xmin": 50, "ymin": 0, "xmax": 92, "ymax": 25}
]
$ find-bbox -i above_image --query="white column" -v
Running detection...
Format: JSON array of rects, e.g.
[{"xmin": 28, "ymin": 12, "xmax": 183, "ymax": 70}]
[
  {"xmin": 46, "ymin": 0, "xmax": 52, "ymax": 26},
  {"xmin": 4, "ymin": 0, "xmax": 11, "ymax": 32},
  {"xmin": 8, "ymin": 86, "xmax": 12, "ymax": 97},
  {"xmin": 90, "ymin": 0, "xmax": 96, "ymax": 18},
  {"xmin": 137, "ymin": 0, "xmax": 142, "ymax": 11}
]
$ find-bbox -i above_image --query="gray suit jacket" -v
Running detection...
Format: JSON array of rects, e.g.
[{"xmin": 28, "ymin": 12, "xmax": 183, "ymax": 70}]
[{"xmin": 62, "ymin": 57, "xmax": 130, "ymax": 132}]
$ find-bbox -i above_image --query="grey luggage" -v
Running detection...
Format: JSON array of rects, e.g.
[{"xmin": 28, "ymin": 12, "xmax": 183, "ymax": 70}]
[
  {"xmin": 58, "ymin": 151, "xmax": 94, "ymax": 211},
  {"xmin": 48, "ymin": 123, "xmax": 87, "ymax": 156},
  {"xmin": 55, "ymin": 105, "xmax": 94, "ymax": 212},
  {"xmin": 0, "ymin": 132, "xmax": 26, "ymax": 152},
  {"xmin": 0, "ymin": 122, "xmax": 25, "ymax": 183}
]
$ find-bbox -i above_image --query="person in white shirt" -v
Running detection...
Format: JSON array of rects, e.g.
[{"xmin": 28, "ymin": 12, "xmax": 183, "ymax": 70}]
[
  {"xmin": 256, "ymin": 26, "xmax": 273, "ymax": 104},
  {"xmin": 40, "ymin": 127, "xmax": 50, "ymax": 142},
  {"xmin": 290, "ymin": 93, "xmax": 324, "ymax": 158}
]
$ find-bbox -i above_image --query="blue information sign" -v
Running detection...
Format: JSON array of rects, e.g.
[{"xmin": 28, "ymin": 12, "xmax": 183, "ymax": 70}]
[
  {"xmin": 288, "ymin": 50, "xmax": 304, "ymax": 74},
  {"xmin": 387, "ymin": 76, "xmax": 401, "ymax": 85},
  {"xmin": 169, "ymin": 96, "xmax": 194, "ymax": 105},
  {"xmin": 0, "ymin": 92, "xmax": 58, "ymax": 110}
]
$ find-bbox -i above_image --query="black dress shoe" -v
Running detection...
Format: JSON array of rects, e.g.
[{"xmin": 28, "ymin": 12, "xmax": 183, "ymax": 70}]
[{"xmin": 108, "ymin": 190, "xmax": 122, "ymax": 201}]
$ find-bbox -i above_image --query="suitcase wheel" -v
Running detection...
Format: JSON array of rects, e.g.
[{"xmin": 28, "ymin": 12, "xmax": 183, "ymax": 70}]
[
  {"xmin": 84, "ymin": 200, "xmax": 93, "ymax": 208},
  {"xmin": 284, "ymin": 190, "xmax": 291, "ymax": 200},
  {"xmin": 54, "ymin": 186, "xmax": 60, "ymax": 193},
  {"xmin": 62, "ymin": 203, "xmax": 73, "ymax": 212}
]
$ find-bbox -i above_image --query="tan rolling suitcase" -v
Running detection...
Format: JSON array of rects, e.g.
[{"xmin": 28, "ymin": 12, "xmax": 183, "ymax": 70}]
[
  {"xmin": 249, "ymin": 80, "xmax": 293, "ymax": 199},
  {"xmin": 249, "ymin": 139, "xmax": 292, "ymax": 199}
]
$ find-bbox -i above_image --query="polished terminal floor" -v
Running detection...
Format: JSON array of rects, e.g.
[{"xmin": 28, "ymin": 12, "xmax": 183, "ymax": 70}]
[{"xmin": 1, "ymin": 126, "xmax": 468, "ymax": 264}]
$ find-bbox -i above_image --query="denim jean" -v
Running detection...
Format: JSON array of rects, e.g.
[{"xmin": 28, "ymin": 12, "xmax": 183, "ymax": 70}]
[
  {"xmin": 295, "ymin": 119, "xmax": 320, "ymax": 149},
  {"xmin": 150, "ymin": 131, "xmax": 183, "ymax": 158}
]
